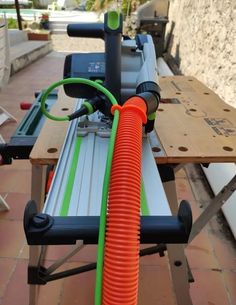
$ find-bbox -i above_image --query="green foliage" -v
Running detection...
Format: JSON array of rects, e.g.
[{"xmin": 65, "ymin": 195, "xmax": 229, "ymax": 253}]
[
  {"xmin": 32, "ymin": 0, "xmax": 46, "ymax": 9},
  {"xmin": 86, "ymin": 0, "xmax": 96, "ymax": 10},
  {"xmin": 94, "ymin": 0, "xmax": 113, "ymax": 10},
  {"xmin": 7, "ymin": 17, "xmax": 18, "ymax": 29},
  {"xmin": 122, "ymin": 0, "xmax": 149, "ymax": 16},
  {"xmin": 85, "ymin": 0, "xmax": 149, "ymax": 15},
  {"xmin": 121, "ymin": 0, "xmax": 130, "ymax": 16},
  {"xmin": 0, "ymin": 2, "xmax": 32, "ymax": 8},
  {"xmin": 0, "ymin": 4, "xmax": 15, "ymax": 8},
  {"xmin": 32, "ymin": 0, "xmax": 40, "ymax": 8}
]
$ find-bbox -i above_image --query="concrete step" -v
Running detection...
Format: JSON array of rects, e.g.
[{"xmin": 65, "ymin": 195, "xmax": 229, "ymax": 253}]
[
  {"xmin": 8, "ymin": 29, "xmax": 28, "ymax": 46},
  {"xmin": 10, "ymin": 40, "xmax": 52, "ymax": 75}
]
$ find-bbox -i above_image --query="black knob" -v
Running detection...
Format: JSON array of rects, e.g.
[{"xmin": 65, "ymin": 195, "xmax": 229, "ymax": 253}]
[{"xmin": 32, "ymin": 213, "xmax": 50, "ymax": 228}]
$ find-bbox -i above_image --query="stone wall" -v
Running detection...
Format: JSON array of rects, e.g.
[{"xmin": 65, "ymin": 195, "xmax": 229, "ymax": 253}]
[{"xmin": 166, "ymin": 0, "xmax": 236, "ymax": 107}]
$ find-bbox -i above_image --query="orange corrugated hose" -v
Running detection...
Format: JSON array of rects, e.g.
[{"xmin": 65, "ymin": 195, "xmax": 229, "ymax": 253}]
[{"xmin": 102, "ymin": 97, "xmax": 147, "ymax": 305}]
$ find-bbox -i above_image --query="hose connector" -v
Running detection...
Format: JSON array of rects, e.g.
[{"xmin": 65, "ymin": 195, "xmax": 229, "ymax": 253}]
[
  {"xmin": 136, "ymin": 81, "xmax": 161, "ymax": 133},
  {"xmin": 136, "ymin": 81, "xmax": 160, "ymax": 112},
  {"xmin": 111, "ymin": 96, "xmax": 147, "ymax": 124},
  {"xmin": 68, "ymin": 94, "xmax": 107, "ymax": 121}
]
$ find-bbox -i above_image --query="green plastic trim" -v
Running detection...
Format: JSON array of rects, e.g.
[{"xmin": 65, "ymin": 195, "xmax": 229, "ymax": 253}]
[
  {"xmin": 95, "ymin": 79, "xmax": 103, "ymax": 84},
  {"xmin": 107, "ymin": 11, "xmax": 120, "ymax": 30},
  {"xmin": 83, "ymin": 101, "xmax": 93, "ymax": 115},
  {"xmin": 148, "ymin": 112, "xmax": 156, "ymax": 120},
  {"xmin": 60, "ymin": 137, "xmax": 82, "ymax": 216},
  {"xmin": 141, "ymin": 180, "xmax": 150, "ymax": 216}
]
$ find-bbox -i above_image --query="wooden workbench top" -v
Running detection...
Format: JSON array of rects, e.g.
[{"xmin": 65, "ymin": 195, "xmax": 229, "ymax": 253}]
[
  {"xmin": 155, "ymin": 76, "xmax": 236, "ymax": 163},
  {"xmin": 30, "ymin": 76, "xmax": 236, "ymax": 165},
  {"xmin": 30, "ymin": 88, "xmax": 76, "ymax": 165}
]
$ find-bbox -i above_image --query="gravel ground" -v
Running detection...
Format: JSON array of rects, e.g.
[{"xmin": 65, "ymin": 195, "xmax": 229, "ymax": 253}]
[{"xmin": 51, "ymin": 34, "xmax": 104, "ymax": 52}]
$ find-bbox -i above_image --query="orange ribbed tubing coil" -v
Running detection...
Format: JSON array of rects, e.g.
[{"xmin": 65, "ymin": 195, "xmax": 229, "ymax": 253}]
[{"xmin": 102, "ymin": 97, "xmax": 147, "ymax": 305}]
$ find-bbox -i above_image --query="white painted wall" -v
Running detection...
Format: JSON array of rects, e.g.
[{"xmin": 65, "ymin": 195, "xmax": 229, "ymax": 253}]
[{"xmin": 0, "ymin": 17, "xmax": 10, "ymax": 89}]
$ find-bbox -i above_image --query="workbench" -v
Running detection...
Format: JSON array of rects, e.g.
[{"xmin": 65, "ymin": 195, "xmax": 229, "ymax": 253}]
[
  {"xmin": 28, "ymin": 76, "xmax": 236, "ymax": 305},
  {"xmin": 30, "ymin": 76, "xmax": 236, "ymax": 164}
]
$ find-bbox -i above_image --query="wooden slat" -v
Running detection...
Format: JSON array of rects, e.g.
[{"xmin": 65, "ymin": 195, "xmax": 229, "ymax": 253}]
[
  {"xmin": 155, "ymin": 76, "xmax": 236, "ymax": 163},
  {"xmin": 30, "ymin": 88, "xmax": 76, "ymax": 165}
]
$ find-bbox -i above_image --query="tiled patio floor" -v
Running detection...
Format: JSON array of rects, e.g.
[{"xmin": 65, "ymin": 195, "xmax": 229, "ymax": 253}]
[{"xmin": 0, "ymin": 51, "xmax": 236, "ymax": 305}]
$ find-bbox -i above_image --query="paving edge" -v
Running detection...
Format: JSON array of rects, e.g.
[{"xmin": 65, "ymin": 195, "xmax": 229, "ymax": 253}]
[{"xmin": 10, "ymin": 41, "xmax": 53, "ymax": 75}]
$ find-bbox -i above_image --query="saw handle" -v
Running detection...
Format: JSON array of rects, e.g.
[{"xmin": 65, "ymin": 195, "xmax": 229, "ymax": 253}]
[
  {"xmin": 66, "ymin": 11, "xmax": 123, "ymax": 103},
  {"xmin": 67, "ymin": 23, "xmax": 104, "ymax": 39}
]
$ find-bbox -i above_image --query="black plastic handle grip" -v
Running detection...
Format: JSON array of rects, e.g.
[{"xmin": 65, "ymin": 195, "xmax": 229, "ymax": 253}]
[
  {"xmin": 67, "ymin": 23, "xmax": 104, "ymax": 39},
  {"xmin": 24, "ymin": 200, "xmax": 192, "ymax": 245}
]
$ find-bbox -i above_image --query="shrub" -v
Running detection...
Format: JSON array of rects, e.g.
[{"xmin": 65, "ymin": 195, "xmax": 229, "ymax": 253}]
[{"xmin": 7, "ymin": 17, "xmax": 18, "ymax": 28}]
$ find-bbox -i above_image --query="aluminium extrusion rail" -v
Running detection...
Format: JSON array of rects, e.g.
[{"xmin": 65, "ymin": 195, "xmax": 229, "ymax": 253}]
[
  {"xmin": 42, "ymin": 108, "xmax": 171, "ymax": 217},
  {"xmin": 25, "ymin": 102, "xmax": 193, "ymax": 246}
]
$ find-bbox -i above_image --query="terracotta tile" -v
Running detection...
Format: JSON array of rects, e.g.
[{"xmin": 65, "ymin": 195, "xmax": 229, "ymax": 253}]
[
  {"xmin": 0, "ymin": 220, "xmax": 26, "ymax": 258},
  {"xmin": 0, "ymin": 94, "xmax": 34, "ymax": 106},
  {"xmin": 209, "ymin": 232, "xmax": 236, "ymax": 270},
  {"xmin": 0, "ymin": 258, "xmax": 16, "ymax": 297},
  {"xmin": 0, "ymin": 193, "xmax": 29, "ymax": 221},
  {"xmin": 19, "ymin": 243, "xmax": 29, "ymax": 259},
  {"xmin": 2, "ymin": 86, "xmax": 28, "ymax": 96},
  {"xmin": 38, "ymin": 280, "xmax": 64, "ymax": 305},
  {"xmin": 60, "ymin": 262, "xmax": 95, "ymax": 305},
  {"xmin": 186, "ymin": 228, "xmax": 219, "ymax": 269},
  {"xmin": 71, "ymin": 245, "xmax": 97, "ymax": 262},
  {"xmin": 1, "ymin": 260, "xmax": 29, "ymax": 305},
  {"xmin": 175, "ymin": 178, "xmax": 196, "ymax": 202},
  {"xmin": 139, "ymin": 244, "xmax": 169, "ymax": 267},
  {"xmin": 46, "ymin": 244, "xmax": 97, "ymax": 263},
  {"xmin": 138, "ymin": 265, "xmax": 176, "ymax": 305},
  {"xmin": 223, "ymin": 271, "xmax": 236, "ymax": 305},
  {"xmin": 45, "ymin": 245, "xmax": 79, "ymax": 261},
  {"xmin": 10, "ymin": 160, "xmax": 31, "ymax": 171},
  {"xmin": 190, "ymin": 269, "xmax": 231, "ymax": 305},
  {"xmin": 37, "ymin": 258, "xmax": 71, "ymax": 305},
  {"xmin": 46, "ymin": 243, "xmax": 169, "ymax": 267},
  {"xmin": 0, "ymin": 170, "xmax": 31, "ymax": 194},
  {"xmin": 57, "ymin": 264, "xmax": 175, "ymax": 305}
]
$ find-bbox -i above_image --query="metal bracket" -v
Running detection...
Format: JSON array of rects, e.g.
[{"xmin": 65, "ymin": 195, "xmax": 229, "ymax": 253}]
[
  {"xmin": 28, "ymin": 266, "xmax": 47, "ymax": 285},
  {"xmin": 28, "ymin": 245, "xmax": 169, "ymax": 285}
]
